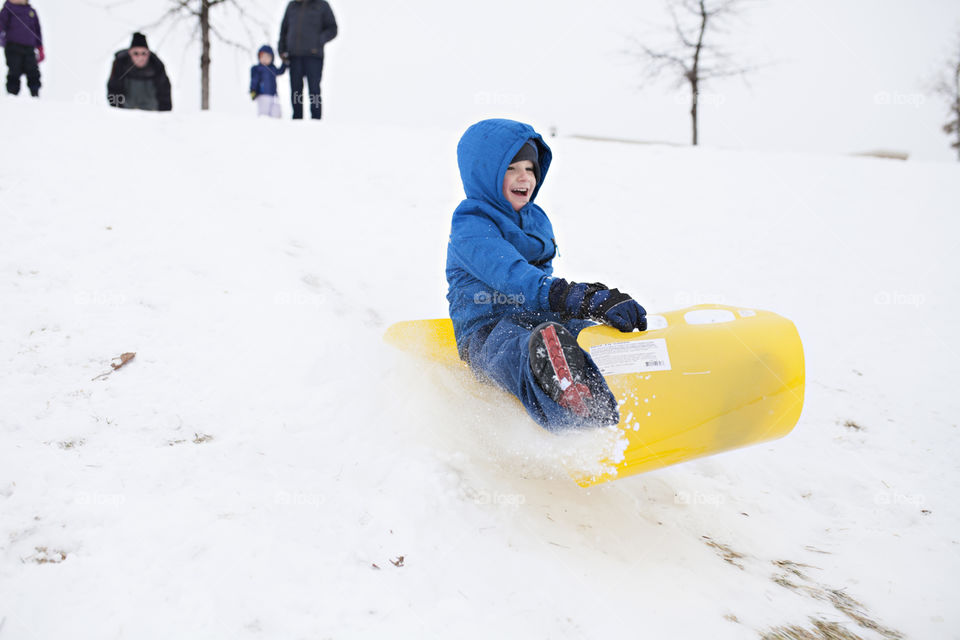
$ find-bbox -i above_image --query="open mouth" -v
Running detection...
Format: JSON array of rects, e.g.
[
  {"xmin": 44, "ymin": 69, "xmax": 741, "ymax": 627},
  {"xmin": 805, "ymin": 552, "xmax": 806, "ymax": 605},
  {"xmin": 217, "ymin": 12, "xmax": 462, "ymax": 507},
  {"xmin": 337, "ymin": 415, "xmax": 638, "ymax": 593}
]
[{"xmin": 510, "ymin": 187, "xmax": 530, "ymax": 198}]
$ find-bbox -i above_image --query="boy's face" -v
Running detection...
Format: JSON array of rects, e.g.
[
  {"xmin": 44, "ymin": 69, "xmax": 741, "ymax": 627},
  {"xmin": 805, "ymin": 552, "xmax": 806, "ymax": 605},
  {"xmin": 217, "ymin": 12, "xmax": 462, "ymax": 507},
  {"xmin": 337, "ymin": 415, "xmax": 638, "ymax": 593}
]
[
  {"xmin": 503, "ymin": 160, "xmax": 537, "ymax": 211},
  {"xmin": 9, "ymin": 0, "xmax": 28, "ymax": 5},
  {"xmin": 259, "ymin": 51, "xmax": 273, "ymax": 65},
  {"xmin": 130, "ymin": 47, "xmax": 151, "ymax": 68}
]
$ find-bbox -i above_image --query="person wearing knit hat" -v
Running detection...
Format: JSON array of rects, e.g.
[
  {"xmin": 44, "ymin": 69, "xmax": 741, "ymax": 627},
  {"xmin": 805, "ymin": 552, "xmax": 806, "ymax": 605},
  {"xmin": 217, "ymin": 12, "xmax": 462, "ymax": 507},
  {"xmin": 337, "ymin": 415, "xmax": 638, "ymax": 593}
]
[
  {"xmin": 510, "ymin": 141, "xmax": 541, "ymax": 184},
  {"xmin": 106, "ymin": 31, "xmax": 172, "ymax": 111},
  {"xmin": 501, "ymin": 139, "xmax": 542, "ymax": 213},
  {"xmin": 446, "ymin": 119, "xmax": 648, "ymax": 430},
  {"xmin": 130, "ymin": 32, "xmax": 148, "ymax": 50}
]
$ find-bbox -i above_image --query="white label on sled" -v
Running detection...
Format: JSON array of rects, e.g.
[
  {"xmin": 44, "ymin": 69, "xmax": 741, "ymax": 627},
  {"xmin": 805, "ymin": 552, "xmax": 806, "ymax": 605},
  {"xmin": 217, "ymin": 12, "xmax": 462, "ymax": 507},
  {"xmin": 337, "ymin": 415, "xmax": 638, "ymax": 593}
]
[{"xmin": 590, "ymin": 339, "xmax": 672, "ymax": 376}]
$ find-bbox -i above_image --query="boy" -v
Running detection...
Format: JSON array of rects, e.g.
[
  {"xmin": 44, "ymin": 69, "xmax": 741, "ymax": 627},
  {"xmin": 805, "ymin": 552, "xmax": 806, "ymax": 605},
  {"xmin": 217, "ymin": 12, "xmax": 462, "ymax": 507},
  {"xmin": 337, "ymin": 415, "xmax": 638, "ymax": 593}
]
[
  {"xmin": 0, "ymin": 0, "xmax": 43, "ymax": 97},
  {"xmin": 446, "ymin": 119, "xmax": 647, "ymax": 430},
  {"xmin": 249, "ymin": 45, "xmax": 286, "ymax": 118}
]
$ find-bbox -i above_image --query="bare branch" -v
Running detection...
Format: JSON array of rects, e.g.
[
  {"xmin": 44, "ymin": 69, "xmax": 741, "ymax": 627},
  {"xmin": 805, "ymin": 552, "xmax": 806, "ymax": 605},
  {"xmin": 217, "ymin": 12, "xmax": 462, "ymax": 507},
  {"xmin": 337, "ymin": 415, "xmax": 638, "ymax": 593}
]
[
  {"xmin": 174, "ymin": 0, "xmax": 200, "ymax": 18},
  {"xmin": 138, "ymin": 0, "xmax": 197, "ymax": 32},
  {"xmin": 703, "ymin": 0, "xmax": 744, "ymax": 20},
  {"xmin": 698, "ymin": 65, "xmax": 754, "ymax": 80},
  {"xmin": 639, "ymin": 47, "xmax": 689, "ymax": 69},
  {"xmin": 934, "ymin": 33, "xmax": 960, "ymax": 158},
  {"xmin": 224, "ymin": 0, "xmax": 271, "ymax": 49},
  {"xmin": 208, "ymin": 21, "xmax": 248, "ymax": 52},
  {"xmin": 668, "ymin": 4, "xmax": 696, "ymax": 48}
]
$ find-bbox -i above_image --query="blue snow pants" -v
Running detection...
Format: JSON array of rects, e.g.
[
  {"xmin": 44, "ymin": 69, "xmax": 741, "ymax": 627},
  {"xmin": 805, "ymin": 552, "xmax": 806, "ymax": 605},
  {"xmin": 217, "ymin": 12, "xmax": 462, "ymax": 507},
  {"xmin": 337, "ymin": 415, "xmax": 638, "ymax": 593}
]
[{"xmin": 464, "ymin": 311, "xmax": 618, "ymax": 430}]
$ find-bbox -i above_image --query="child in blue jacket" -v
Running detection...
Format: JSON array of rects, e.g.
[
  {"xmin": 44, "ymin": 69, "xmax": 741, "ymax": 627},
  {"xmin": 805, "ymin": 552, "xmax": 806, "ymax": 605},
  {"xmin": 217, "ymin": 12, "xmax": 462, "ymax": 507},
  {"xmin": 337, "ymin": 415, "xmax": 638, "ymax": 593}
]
[
  {"xmin": 446, "ymin": 119, "xmax": 647, "ymax": 430},
  {"xmin": 249, "ymin": 45, "xmax": 286, "ymax": 118}
]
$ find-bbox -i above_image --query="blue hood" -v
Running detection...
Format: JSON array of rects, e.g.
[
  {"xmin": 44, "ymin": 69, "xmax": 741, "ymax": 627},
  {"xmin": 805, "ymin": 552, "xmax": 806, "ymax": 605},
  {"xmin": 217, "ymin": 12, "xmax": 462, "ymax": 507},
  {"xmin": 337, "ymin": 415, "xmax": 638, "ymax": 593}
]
[
  {"xmin": 446, "ymin": 120, "xmax": 559, "ymax": 352},
  {"xmin": 258, "ymin": 44, "xmax": 275, "ymax": 58},
  {"xmin": 457, "ymin": 119, "xmax": 552, "ymax": 214}
]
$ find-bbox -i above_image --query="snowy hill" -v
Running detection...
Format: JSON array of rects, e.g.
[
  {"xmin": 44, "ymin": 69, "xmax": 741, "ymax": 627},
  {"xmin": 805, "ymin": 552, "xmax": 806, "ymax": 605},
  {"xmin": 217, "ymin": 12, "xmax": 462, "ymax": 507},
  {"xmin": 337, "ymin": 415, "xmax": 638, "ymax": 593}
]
[{"xmin": 1, "ymin": 97, "xmax": 958, "ymax": 639}]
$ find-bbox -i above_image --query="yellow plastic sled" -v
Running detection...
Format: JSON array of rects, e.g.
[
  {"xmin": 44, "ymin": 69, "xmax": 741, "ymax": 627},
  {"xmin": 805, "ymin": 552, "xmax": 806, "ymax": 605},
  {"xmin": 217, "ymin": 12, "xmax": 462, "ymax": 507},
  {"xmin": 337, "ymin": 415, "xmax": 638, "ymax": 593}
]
[{"xmin": 384, "ymin": 305, "xmax": 804, "ymax": 486}]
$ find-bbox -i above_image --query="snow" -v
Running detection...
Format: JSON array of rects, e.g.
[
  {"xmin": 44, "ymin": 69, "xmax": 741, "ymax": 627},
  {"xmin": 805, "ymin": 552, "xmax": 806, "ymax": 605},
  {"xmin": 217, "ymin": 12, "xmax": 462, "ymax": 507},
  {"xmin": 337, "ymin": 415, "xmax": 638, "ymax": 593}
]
[{"xmin": 1, "ymin": 96, "xmax": 959, "ymax": 639}]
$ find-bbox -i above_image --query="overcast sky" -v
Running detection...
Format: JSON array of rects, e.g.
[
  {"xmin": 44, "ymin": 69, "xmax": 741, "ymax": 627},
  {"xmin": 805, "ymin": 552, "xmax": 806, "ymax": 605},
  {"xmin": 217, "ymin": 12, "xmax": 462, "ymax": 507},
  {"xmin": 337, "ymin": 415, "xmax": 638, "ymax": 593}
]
[{"xmin": 39, "ymin": 0, "xmax": 960, "ymax": 161}]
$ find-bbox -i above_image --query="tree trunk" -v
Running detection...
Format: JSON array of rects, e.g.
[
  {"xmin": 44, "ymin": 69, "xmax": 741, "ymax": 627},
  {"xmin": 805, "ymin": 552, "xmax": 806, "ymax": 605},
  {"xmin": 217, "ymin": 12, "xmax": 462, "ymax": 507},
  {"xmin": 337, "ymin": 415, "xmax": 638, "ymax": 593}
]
[
  {"xmin": 690, "ymin": 78, "xmax": 699, "ymax": 146},
  {"xmin": 955, "ymin": 58, "xmax": 960, "ymax": 161},
  {"xmin": 689, "ymin": 0, "xmax": 709, "ymax": 146},
  {"xmin": 200, "ymin": 0, "xmax": 211, "ymax": 111}
]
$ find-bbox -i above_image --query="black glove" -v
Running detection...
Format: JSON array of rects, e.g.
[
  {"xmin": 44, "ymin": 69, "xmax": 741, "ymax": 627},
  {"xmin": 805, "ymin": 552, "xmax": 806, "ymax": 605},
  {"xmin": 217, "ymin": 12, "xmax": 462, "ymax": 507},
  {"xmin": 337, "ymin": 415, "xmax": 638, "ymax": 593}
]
[{"xmin": 549, "ymin": 278, "xmax": 647, "ymax": 332}]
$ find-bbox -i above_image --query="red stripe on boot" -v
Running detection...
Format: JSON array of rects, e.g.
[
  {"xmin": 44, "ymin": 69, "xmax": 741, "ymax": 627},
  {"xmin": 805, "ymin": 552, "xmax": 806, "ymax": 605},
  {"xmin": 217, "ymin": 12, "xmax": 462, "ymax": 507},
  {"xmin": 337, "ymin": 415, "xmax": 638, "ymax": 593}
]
[{"xmin": 540, "ymin": 324, "xmax": 593, "ymax": 418}]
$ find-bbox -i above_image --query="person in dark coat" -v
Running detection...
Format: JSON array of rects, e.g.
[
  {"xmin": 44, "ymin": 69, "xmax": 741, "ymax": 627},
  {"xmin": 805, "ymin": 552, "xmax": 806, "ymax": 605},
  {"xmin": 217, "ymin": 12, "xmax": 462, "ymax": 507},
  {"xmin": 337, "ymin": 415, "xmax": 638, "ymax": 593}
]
[
  {"xmin": 0, "ymin": 0, "xmax": 44, "ymax": 97},
  {"xmin": 277, "ymin": 0, "xmax": 337, "ymax": 119},
  {"xmin": 107, "ymin": 32, "xmax": 172, "ymax": 111}
]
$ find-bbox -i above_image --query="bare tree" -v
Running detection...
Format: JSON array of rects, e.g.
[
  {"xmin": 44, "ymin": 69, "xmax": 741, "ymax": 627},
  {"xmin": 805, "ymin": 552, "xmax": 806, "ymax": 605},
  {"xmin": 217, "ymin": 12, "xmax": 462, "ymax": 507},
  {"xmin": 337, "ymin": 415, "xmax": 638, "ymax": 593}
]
[
  {"xmin": 148, "ymin": 0, "xmax": 268, "ymax": 110},
  {"xmin": 935, "ymin": 35, "xmax": 960, "ymax": 160},
  {"xmin": 633, "ymin": 0, "xmax": 756, "ymax": 145}
]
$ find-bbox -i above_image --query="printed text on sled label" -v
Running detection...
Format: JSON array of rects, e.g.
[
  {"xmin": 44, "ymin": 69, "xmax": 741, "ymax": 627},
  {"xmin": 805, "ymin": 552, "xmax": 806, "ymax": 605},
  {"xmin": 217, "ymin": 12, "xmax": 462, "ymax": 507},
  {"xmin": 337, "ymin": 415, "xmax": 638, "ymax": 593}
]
[{"xmin": 589, "ymin": 339, "xmax": 672, "ymax": 376}]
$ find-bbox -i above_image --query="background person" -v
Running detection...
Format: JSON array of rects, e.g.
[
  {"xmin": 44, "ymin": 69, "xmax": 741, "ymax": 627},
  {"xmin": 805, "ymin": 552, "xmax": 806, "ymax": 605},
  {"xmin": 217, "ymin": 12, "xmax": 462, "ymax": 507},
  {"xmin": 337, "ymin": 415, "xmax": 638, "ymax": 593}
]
[
  {"xmin": 277, "ymin": 0, "xmax": 337, "ymax": 120},
  {"xmin": 0, "ymin": 0, "xmax": 44, "ymax": 97},
  {"xmin": 250, "ymin": 44, "xmax": 286, "ymax": 118},
  {"xmin": 107, "ymin": 32, "xmax": 171, "ymax": 111}
]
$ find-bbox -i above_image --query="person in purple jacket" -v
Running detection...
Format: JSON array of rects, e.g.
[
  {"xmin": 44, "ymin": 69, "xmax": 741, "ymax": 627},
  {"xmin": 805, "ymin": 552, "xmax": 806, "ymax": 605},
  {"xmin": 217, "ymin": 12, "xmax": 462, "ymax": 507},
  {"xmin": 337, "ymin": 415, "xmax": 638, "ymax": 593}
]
[{"xmin": 0, "ymin": 0, "xmax": 44, "ymax": 97}]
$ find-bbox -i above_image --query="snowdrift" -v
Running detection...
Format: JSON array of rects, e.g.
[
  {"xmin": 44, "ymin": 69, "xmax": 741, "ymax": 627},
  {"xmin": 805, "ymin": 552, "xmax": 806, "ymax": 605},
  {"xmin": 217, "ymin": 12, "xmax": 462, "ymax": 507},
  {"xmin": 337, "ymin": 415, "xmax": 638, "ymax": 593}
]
[{"xmin": 1, "ymin": 98, "xmax": 958, "ymax": 639}]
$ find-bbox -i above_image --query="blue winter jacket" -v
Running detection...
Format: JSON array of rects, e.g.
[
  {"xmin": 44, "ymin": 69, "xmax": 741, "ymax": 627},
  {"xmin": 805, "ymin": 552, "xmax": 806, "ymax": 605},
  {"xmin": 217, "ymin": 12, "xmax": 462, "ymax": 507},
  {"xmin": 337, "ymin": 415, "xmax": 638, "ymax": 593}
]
[
  {"xmin": 249, "ymin": 45, "xmax": 287, "ymax": 96},
  {"xmin": 446, "ymin": 119, "xmax": 559, "ymax": 355}
]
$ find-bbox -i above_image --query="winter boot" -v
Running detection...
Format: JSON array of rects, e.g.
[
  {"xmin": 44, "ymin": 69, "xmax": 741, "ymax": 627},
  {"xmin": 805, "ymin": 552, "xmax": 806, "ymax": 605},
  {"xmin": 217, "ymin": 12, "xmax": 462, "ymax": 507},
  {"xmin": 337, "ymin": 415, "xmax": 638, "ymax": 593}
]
[{"xmin": 528, "ymin": 322, "xmax": 613, "ymax": 423}]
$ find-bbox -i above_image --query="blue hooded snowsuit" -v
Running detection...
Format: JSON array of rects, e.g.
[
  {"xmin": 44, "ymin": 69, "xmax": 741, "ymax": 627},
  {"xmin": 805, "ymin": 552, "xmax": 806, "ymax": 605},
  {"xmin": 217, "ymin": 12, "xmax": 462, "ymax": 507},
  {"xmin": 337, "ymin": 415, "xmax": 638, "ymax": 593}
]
[
  {"xmin": 249, "ymin": 45, "xmax": 286, "ymax": 97},
  {"xmin": 446, "ymin": 119, "xmax": 617, "ymax": 429}
]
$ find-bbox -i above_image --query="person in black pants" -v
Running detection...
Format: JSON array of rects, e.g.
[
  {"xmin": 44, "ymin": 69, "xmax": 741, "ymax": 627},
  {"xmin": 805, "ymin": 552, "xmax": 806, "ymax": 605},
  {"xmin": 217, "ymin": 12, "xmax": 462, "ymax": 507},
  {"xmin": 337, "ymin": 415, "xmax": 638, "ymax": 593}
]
[
  {"xmin": 0, "ymin": 0, "xmax": 44, "ymax": 97},
  {"xmin": 278, "ymin": 0, "xmax": 337, "ymax": 120}
]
